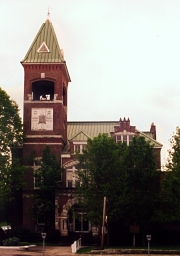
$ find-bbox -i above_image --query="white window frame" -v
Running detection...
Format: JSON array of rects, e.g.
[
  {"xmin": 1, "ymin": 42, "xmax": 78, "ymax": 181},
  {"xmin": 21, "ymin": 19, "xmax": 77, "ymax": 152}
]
[
  {"xmin": 115, "ymin": 132, "xmax": 134, "ymax": 145},
  {"xmin": 73, "ymin": 142, "xmax": 87, "ymax": 154},
  {"xmin": 66, "ymin": 166, "xmax": 81, "ymax": 188},
  {"xmin": 33, "ymin": 157, "xmax": 42, "ymax": 189}
]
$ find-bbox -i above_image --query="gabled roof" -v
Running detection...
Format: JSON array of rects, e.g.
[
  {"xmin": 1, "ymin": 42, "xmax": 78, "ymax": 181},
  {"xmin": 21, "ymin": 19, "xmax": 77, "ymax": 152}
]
[
  {"xmin": 137, "ymin": 130, "xmax": 163, "ymax": 148},
  {"xmin": 67, "ymin": 121, "xmax": 162, "ymax": 148},
  {"xmin": 21, "ymin": 19, "xmax": 65, "ymax": 64},
  {"xmin": 67, "ymin": 121, "xmax": 118, "ymax": 141},
  {"xmin": 70, "ymin": 131, "xmax": 91, "ymax": 141}
]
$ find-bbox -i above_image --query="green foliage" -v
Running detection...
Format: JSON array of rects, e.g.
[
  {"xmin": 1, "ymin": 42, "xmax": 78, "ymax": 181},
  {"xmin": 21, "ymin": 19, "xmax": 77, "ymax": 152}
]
[
  {"xmin": 77, "ymin": 134, "xmax": 128, "ymax": 226},
  {"xmin": 10, "ymin": 227, "xmax": 32, "ymax": 242},
  {"xmin": 125, "ymin": 136, "xmax": 159, "ymax": 225},
  {"xmin": 0, "ymin": 228, "xmax": 6, "ymax": 245},
  {"xmin": 3, "ymin": 237, "xmax": 20, "ymax": 246},
  {"xmin": 166, "ymin": 127, "xmax": 180, "ymax": 171},
  {"xmin": 158, "ymin": 171, "xmax": 180, "ymax": 222},
  {"xmin": 0, "ymin": 88, "xmax": 24, "ymax": 224},
  {"xmin": 20, "ymin": 242, "xmax": 30, "ymax": 246},
  {"xmin": 77, "ymin": 134, "xmax": 159, "ymax": 231},
  {"xmin": 32, "ymin": 146, "xmax": 61, "ymax": 230},
  {"xmin": 156, "ymin": 127, "xmax": 180, "ymax": 223},
  {"xmin": 77, "ymin": 247, "xmax": 92, "ymax": 254},
  {"xmin": 0, "ymin": 157, "xmax": 26, "ymax": 202},
  {"xmin": 0, "ymin": 87, "xmax": 23, "ymax": 156},
  {"xmin": 46, "ymin": 229, "xmax": 60, "ymax": 243}
]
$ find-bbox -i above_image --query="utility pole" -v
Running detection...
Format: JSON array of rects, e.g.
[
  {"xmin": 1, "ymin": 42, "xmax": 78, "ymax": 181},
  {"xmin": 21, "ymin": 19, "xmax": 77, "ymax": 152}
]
[{"xmin": 101, "ymin": 196, "xmax": 106, "ymax": 250}]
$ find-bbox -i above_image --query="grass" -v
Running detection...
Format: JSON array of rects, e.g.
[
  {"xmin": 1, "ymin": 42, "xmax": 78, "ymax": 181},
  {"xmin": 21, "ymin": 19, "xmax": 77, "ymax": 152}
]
[
  {"xmin": 0, "ymin": 222, "xmax": 8, "ymax": 227},
  {"xmin": 76, "ymin": 247, "xmax": 92, "ymax": 254},
  {"xmin": 76, "ymin": 245, "xmax": 180, "ymax": 254},
  {"xmin": 34, "ymin": 242, "xmax": 60, "ymax": 246}
]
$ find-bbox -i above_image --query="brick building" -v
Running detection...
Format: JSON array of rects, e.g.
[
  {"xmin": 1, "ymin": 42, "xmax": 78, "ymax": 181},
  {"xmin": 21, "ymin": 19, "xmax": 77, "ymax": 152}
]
[{"xmin": 20, "ymin": 17, "xmax": 162, "ymax": 238}]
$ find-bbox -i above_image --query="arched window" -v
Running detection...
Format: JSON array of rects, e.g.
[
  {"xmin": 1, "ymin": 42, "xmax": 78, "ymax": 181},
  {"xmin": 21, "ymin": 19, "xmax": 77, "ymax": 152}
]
[{"xmin": 32, "ymin": 80, "xmax": 54, "ymax": 101}]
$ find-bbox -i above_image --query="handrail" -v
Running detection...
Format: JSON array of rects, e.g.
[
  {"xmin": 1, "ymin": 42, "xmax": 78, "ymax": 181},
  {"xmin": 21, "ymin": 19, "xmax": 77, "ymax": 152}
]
[{"xmin": 71, "ymin": 238, "xmax": 81, "ymax": 253}]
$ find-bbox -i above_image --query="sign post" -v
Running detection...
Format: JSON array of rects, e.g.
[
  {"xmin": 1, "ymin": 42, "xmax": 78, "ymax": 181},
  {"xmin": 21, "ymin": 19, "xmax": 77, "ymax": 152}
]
[
  {"xmin": 101, "ymin": 197, "xmax": 106, "ymax": 250},
  {"xmin": 129, "ymin": 223, "xmax": 139, "ymax": 248},
  {"xmin": 146, "ymin": 235, "xmax": 151, "ymax": 256},
  {"xmin": 41, "ymin": 233, "xmax": 46, "ymax": 256}
]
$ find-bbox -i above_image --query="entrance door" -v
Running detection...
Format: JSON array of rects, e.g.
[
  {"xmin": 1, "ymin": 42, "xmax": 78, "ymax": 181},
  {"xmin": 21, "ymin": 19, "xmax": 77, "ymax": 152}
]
[{"xmin": 75, "ymin": 214, "xmax": 89, "ymax": 232}]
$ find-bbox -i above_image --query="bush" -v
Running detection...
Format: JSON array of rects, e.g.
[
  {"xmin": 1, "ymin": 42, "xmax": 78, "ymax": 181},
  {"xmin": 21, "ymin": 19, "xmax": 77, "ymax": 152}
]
[
  {"xmin": 46, "ymin": 229, "xmax": 60, "ymax": 243},
  {"xmin": 0, "ymin": 228, "xmax": 6, "ymax": 245},
  {"xmin": 20, "ymin": 242, "xmax": 30, "ymax": 246},
  {"xmin": 10, "ymin": 227, "xmax": 32, "ymax": 242},
  {"xmin": 3, "ymin": 237, "xmax": 20, "ymax": 246}
]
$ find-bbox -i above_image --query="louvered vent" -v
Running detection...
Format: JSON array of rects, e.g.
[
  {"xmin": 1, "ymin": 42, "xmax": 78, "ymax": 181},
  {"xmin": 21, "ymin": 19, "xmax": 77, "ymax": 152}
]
[{"xmin": 37, "ymin": 42, "xmax": 50, "ymax": 53}]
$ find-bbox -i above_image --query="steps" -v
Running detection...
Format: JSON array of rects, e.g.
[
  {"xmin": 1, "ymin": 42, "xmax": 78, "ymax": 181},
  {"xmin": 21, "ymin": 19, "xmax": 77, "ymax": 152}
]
[{"xmin": 59, "ymin": 232, "xmax": 100, "ymax": 246}]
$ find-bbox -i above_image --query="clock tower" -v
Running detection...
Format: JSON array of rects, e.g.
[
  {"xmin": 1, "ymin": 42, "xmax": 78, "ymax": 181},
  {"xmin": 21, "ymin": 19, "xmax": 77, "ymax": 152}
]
[
  {"xmin": 21, "ymin": 18, "xmax": 70, "ymax": 230},
  {"xmin": 21, "ymin": 18, "xmax": 70, "ymax": 164}
]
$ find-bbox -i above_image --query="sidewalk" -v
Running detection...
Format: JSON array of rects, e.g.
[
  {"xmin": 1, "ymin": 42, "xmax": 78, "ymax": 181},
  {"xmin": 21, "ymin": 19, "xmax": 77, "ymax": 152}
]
[
  {"xmin": 0, "ymin": 246, "xmax": 72, "ymax": 256},
  {"xmin": 1, "ymin": 246, "xmax": 180, "ymax": 256}
]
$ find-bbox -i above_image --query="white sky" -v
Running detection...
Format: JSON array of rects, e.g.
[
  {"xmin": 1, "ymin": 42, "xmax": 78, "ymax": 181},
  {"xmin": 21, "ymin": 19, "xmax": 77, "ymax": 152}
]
[{"xmin": 1, "ymin": 0, "xmax": 180, "ymax": 167}]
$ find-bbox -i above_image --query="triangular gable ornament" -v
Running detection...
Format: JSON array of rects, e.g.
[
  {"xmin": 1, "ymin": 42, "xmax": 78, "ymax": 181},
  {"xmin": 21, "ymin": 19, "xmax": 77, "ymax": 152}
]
[{"xmin": 37, "ymin": 42, "xmax": 50, "ymax": 53}]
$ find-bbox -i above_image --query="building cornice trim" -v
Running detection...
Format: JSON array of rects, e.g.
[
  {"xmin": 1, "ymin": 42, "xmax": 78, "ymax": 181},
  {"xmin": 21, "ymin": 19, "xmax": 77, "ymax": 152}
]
[
  {"xmin": 26, "ymin": 135, "xmax": 63, "ymax": 138},
  {"xmin": 61, "ymin": 154, "xmax": 71, "ymax": 158},
  {"xmin": 24, "ymin": 100, "xmax": 63, "ymax": 104},
  {"xmin": 23, "ymin": 142, "xmax": 63, "ymax": 145}
]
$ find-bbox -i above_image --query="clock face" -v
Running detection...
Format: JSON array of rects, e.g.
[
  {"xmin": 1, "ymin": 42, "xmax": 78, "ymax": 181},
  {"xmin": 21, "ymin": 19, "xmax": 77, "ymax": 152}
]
[{"xmin": 31, "ymin": 108, "xmax": 53, "ymax": 130}]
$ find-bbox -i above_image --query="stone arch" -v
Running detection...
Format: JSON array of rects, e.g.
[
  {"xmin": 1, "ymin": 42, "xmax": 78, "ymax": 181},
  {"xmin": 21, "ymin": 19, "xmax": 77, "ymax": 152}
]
[
  {"xmin": 61, "ymin": 197, "xmax": 78, "ymax": 218},
  {"xmin": 59, "ymin": 197, "xmax": 78, "ymax": 236}
]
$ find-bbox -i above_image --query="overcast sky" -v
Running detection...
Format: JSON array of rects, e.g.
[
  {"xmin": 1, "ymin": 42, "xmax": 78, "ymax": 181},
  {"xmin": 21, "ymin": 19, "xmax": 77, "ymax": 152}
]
[{"xmin": 1, "ymin": 0, "xmax": 180, "ymax": 167}]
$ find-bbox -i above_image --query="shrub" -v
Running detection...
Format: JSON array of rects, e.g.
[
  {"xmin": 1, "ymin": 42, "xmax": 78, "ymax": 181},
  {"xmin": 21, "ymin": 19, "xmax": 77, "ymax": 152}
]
[
  {"xmin": 20, "ymin": 242, "xmax": 30, "ymax": 246},
  {"xmin": 0, "ymin": 228, "xmax": 6, "ymax": 245},
  {"xmin": 3, "ymin": 237, "xmax": 20, "ymax": 246},
  {"xmin": 10, "ymin": 227, "xmax": 32, "ymax": 242},
  {"xmin": 46, "ymin": 229, "xmax": 60, "ymax": 243}
]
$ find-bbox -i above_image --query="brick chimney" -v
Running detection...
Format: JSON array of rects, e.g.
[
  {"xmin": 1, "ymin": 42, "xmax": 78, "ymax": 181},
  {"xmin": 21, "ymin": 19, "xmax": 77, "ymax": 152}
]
[{"xmin": 150, "ymin": 123, "xmax": 156, "ymax": 140}]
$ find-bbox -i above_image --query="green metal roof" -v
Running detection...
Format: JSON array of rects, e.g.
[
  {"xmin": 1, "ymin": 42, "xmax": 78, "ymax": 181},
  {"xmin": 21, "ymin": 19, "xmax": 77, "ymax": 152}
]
[
  {"xmin": 21, "ymin": 19, "xmax": 64, "ymax": 64},
  {"xmin": 67, "ymin": 121, "xmax": 162, "ymax": 148}
]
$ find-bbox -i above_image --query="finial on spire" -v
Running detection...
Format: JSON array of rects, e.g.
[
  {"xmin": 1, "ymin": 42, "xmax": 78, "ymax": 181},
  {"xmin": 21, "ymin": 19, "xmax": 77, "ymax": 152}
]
[{"xmin": 47, "ymin": 6, "xmax": 51, "ymax": 20}]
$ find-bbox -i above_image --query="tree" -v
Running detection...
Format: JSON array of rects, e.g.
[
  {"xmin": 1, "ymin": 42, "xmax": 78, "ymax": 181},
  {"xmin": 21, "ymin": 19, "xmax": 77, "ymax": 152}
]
[
  {"xmin": 125, "ymin": 136, "xmax": 160, "ymax": 244},
  {"xmin": 0, "ymin": 88, "xmax": 24, "ymax": 223},
  {"xmin": 166, "ymin": 127, "xmax": 180, "ymax": 172},
  {"xmin": 77, "ymin": 134, "xmax": 128, "ymax": 228},
  {"xmin": 157, "ymin": 127, "xmax": 180, "ymax": 223},
  {"xmin": 32, "ymin": 146, "xmax": 61, "ymax": 232},
  {"xmin": 0, "ymin": 87, "xmax": 23, "ymax": 159},
  {"xmin": 158, "ymin": 171, "xmax": 180, "ymax": 223}
]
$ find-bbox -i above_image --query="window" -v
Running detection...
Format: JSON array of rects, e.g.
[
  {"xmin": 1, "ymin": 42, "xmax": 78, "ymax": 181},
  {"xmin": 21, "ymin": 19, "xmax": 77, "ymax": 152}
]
[
  {"xmin": 123, "ymin": 135, "xmax": 127, "ymax": 143},
  {"xmin": 34, "ymin": 171, "xmax": 41, "ymax": 189},
  {"xmin": 82, "ymin": 144, "xmax": 87, "ymax": 151},
  {"xmin": 116, "ymin": 134, "xmax": 134, "ymax": 145},
  {"xmin": 67, "ymin": 181, "xmax": 72, "ymax": 188},
  {"xmin": 32, "ymin": 80, "xmax": 54, "ymax": 101},
  {"xmin": 36, "ymin": 216, "xmax": 45, "ymax": 232},
  {"xmin": 33, "ymin": 158, "xmax": 41, "ymax": 189},
  {"xmin": 74, "ymin": 143, "xmax": 87, "ymax": 154},
  {"xmin": 37, "ymin": 216, "xmax": 45, "ymax": 225},
  {"xmin": 66, "ymin": 166, "xmax": 80, "ymax": 188},
  {"xmin": 129, "ymin": 135, "xmax": 133, "ymax": 142},
  {"xmin": 116, "ymin": 135, "xmax": 121, "ymax": 142},
  {"xmin": 74, "ymin": 145, "xmax": 81, "ymax": 153},
  {"xmin": 75, "ymin": 181, "xmax": 80, "ymax": 187}
]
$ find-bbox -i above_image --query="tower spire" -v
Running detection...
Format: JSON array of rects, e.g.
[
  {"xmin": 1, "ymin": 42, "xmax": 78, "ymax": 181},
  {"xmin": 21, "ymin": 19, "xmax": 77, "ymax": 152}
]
[{"xmin": 47, "ymin": 6, "xmax": 50, "ymax": 20}]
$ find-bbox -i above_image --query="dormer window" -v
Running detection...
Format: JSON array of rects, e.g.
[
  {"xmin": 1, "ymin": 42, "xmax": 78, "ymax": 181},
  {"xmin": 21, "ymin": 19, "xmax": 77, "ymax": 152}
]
[
  {"xmin": 74, "ymin": 143, "xmax": 87, "ymax": 154},
  {"xmin": 116, "ymin": 134, "xmax": 134, "ymax": 145}
]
